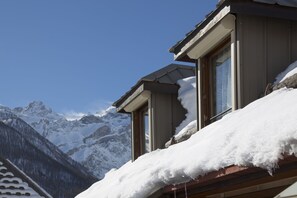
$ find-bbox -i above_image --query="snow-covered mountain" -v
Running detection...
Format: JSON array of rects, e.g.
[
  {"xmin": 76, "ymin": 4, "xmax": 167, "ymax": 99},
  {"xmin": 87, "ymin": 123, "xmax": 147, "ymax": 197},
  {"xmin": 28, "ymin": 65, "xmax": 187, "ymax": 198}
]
[
  {"xmin": 0, "ymin": 107, "xmax": 97, "ymax": 198},
  {"xmin": 7, "ymin": 101, "xmax": 131, "ymax": 179}
]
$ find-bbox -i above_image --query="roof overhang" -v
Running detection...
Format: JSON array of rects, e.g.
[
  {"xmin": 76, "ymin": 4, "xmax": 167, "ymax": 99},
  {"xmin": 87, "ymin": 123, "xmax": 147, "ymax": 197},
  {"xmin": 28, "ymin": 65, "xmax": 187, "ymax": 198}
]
[
  {"xmin": 118, "ymin": 84, "xmax": 150, "ymax": 113},
  {"xmin": 159, "ymin": 156, "xmax": 297, "ymax": 198},
  {"xmin": 115, "ymin": 81, "xmax": 179, "ymax": 113},
  {"xmin": 171, "ymin": 0, "xmax": 297, "ymax": 62},
  {"xmin": 174, "ymin": 7, "xmax": 234, "ymax": 61}
]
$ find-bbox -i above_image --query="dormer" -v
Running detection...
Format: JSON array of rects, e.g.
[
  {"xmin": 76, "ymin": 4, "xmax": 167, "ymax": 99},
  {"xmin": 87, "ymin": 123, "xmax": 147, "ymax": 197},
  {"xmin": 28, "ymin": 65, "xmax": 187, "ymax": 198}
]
[
  {"xmin": 170, "ymin": 0, "xmax": 297, "ymax": 129},
  {"xmin": 113, "ymin": 64, "xmax": 195, "ymax": 160}
]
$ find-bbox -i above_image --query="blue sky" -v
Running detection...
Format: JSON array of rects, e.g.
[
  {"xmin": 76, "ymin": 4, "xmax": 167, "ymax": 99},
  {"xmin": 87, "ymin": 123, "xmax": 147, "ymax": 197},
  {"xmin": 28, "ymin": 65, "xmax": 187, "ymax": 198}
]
[{"xmin": 0, "ymin": 0, "xmax": 217, "ymax": 114}]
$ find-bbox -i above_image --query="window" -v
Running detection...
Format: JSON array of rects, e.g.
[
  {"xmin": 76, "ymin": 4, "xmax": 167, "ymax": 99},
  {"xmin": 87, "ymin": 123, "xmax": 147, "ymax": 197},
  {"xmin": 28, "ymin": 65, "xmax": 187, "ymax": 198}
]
[
  {"xmin": 132, "ymin": 103, "xmax": 151, "ymax": 159},
  {"xmin": 201, "ymin": 39, "xmax": 232, "ymax": 125},
  {"xmin": 141, "ymin": 108, "xmax": 150, "ymax": 153},
  {"xmin": 210, "ymin": 45, "xmax": 232, "ymax": 122}
]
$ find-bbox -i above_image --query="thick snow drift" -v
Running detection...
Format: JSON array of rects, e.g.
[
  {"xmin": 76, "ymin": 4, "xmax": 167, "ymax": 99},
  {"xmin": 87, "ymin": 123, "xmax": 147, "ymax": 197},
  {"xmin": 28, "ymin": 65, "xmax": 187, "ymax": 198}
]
[
  {"xmin": 76, "ymin": 87, "xmax": 297, "ymax": 198},
  {"xmin": 175, "ymin": 76, "xmax": 196, "ymax": 136}
]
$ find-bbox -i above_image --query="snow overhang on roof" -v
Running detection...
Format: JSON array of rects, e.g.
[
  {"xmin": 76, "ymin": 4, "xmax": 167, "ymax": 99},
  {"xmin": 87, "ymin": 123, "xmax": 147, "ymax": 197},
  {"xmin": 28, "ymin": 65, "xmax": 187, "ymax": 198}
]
[
  {"xmin": 170, "ymin": 0, "xmax": 297, "ymax": 62},
  {"xmin": 113, "ymin": 64, "xmax": 195, "ymax": 113}
]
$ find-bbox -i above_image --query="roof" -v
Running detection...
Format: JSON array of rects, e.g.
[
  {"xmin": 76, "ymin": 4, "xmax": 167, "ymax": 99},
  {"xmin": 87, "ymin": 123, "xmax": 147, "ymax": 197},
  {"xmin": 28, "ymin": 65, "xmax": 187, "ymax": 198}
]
[
  {"xmin": 77, "ymin": 87, "xmax": 297, "ymax": 198},
  {"xmin": 113, "ymin": 64, "xmax": 195, "ymax": 112},
  {"xmin": 254, "ymin": 0, "xmax": 297, "ymax": 7},
  {"xmin": 169, "ymin": 0, "xmax": 297, "ymax": 61},
  {"xmin": 162, "ymin": 156, "xmax": 297, "ymax": 197},
  {"xmin": 0, "ymin": 157, "xmax": 52, "ymax": 198}
]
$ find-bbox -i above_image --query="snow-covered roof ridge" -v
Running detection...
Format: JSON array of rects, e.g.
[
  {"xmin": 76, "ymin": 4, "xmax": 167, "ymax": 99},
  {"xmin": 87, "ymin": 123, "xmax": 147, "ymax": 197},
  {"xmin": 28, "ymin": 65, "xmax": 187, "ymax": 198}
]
[{"xmin": 76, "ymin": 87, "xmax": 297, "ymax": 198}]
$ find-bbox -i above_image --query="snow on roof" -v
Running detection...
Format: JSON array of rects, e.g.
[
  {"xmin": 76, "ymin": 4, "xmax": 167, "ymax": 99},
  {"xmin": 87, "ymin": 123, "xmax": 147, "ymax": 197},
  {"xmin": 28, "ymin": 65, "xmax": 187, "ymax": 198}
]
[
  {"xmin": 175, "ymin": 76, "xmax": 196, "ymax": 135},
  {"xmin": 0, "ymin": 157, "xmax": 52, "ymax": 198},
  {"xmin": 76, "ymin": 86, "xmax": 297, "ymax": 198},
  {"xmin": 275, "ymin": 60, "xmax": 297, "ymax": 84}
]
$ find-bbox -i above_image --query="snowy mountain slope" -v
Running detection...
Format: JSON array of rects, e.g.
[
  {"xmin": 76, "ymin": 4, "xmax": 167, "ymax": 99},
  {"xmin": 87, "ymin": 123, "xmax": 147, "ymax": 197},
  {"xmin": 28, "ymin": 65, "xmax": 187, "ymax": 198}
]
[
  {"xmin": 0, "ymin": 106, "xmax": 91, "ymax": 176},
  {"xmin": 0, "ymin": 119, "xmax": 96, "ymax": 198},
  {"xmin": 7, "ymin": 101, "xmax": 131, "ymax": 179}
]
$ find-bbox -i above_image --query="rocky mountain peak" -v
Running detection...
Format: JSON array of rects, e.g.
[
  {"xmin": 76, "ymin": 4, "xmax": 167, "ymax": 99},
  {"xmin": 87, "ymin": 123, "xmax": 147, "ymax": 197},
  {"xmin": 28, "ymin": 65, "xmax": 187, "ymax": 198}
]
[
  {"xmin": 13, "ymin": 101, "xmax": 62, "ymax": 120},
  {"xmin": 26, "ymin": 101, "xmax": 52, "ymax": 113},
  {"xmin": 80, "ymin": 115, "xmax": 103, "ymax": 124}
]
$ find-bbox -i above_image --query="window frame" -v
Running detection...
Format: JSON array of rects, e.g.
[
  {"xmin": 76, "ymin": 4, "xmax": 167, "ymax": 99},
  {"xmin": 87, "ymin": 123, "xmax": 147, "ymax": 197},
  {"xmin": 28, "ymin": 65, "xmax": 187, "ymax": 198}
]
[
  {"xmin": 201, "ymin": 38, "xmax": 232, "ymax": 126},
  {"xmin": 132, "ymin": 102, "xmax": 150, "ymax": 160},
  {"xmin": 139, "ymin": 105, "xmax": 150, "ymax": 154}
]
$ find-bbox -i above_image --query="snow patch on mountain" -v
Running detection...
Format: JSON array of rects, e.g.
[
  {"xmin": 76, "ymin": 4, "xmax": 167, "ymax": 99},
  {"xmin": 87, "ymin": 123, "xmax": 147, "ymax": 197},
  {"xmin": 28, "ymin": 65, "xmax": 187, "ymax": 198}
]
[{"xmin": 64, "ymin": 111, "xmax": 86, "ymax": 121}]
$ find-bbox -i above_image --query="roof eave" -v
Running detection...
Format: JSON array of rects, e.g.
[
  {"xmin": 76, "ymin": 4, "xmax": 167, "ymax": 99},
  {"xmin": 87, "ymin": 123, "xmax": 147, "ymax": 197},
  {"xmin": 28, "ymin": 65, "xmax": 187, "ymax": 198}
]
[
  {"xmin": 170, "ymin": 0, "xmax": 297, "ymax": 61},
  {"xmin": 161, "ymin": 155, "xmax": 297, "ymax": 197},
  {"xmin": 115, "ymin": 82, "xmax": 181, "ymax": 113},
  {"xmin": 169, "ymin": 0, "xmax": 231, "ymax": 57}
]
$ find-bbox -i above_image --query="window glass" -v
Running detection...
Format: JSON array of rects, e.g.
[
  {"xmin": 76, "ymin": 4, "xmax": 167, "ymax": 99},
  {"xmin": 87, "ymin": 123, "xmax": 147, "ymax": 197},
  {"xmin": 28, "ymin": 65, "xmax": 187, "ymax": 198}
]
[
  {"xmin": 142, "ymin": 109, "xmax": 150, "ymax": 153},
  {"xmin": 212, "ymin": 46, "xmax": 232, "ymax": 118}
]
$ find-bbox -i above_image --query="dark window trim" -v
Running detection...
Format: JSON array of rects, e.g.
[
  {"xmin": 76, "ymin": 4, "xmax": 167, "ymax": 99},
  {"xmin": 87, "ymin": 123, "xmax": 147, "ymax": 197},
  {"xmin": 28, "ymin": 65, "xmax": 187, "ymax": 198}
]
[{"xmin": 132, "ymin": 102, "xmax": 149, "ymax": 160}]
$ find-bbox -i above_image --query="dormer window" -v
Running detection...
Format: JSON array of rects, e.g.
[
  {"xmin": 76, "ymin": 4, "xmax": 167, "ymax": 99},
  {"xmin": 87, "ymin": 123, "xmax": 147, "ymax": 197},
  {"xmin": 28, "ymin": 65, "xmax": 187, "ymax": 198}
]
[
  {"xmin": 210, "ymin": 43, "xmax": 232, "ymax": 122},
  {"xmin": 139, "ymin": 105, "xmax": 150, "ymax": 153},
  {"xmin": 201, "ymin": 39, "xmax": 232, "ymax": 126},
  {"xmin": 113, "ymin": 64, "xmax": 195, "ymax": 160}
]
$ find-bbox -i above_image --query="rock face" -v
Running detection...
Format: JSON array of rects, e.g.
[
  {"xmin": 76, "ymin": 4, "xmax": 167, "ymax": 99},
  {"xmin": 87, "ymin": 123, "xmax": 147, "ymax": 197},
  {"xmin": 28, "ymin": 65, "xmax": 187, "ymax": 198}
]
[
  {"xmin": 2, "ymin": 101, "xmax": 132, "ymax": 179},
  {"xmin": 273, "ymin": 73, "xmax": 297, "ymax": 90},
  {"xmin": 0, "ymin": 108, "xmax": 97, "ymax": 198}
]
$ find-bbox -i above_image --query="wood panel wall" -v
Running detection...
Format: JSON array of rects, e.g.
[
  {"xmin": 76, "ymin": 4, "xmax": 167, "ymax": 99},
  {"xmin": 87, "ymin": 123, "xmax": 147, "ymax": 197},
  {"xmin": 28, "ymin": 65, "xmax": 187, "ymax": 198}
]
[{"xmin": 237, "ymin": 14, "xmax": 297, "ymax": 107}]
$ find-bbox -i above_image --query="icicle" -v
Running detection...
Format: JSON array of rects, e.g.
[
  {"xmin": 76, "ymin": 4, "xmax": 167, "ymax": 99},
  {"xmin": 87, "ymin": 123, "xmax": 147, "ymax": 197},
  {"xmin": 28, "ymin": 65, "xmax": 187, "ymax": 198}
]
[{"xmin": 184, "ymin": 183, "xmax": 188, "ymax": 198}]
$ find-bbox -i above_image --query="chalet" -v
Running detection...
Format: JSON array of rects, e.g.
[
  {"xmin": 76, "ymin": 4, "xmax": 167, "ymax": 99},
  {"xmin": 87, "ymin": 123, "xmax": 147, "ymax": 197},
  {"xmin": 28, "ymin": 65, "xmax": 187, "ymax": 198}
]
[
  {"xmin": 158, "ymin": 0, "xmax": 297, "ymax": 197},
  {"xmin": 0, "ymin": 156, "xmax": 52, "ymax": 198},
  {"xmin": 77, "ymin": 1, "xmax": 297, "ymax": 198},
  {"xmin": 113, "ymin": 64, "xmax": 195, "ymax": 160},
  {"xmin": 170, "ymin": 0, "xmax": 297, "ymax": 130}
]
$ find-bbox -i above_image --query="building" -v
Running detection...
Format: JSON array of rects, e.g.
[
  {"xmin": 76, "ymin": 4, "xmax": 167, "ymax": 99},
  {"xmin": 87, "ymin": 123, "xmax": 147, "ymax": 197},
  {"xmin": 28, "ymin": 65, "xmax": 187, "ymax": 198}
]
[
  {"xmin": 0, "ymin": 156, "xmax": 52, "ymax": 198},
  {"xmin": 158, "ymin": 0, "xmax": 297, "ymax": 197},
  {"xmin": 113, "ymin": 64, "xmax": 195, "ymax": 160},
  {"xmin": 77, "ymin": 1, "xmax": 297, "ymax": 198},
  {"xmin": 170, "ymin": 0, "xmax": 297, "ymax": 130}
]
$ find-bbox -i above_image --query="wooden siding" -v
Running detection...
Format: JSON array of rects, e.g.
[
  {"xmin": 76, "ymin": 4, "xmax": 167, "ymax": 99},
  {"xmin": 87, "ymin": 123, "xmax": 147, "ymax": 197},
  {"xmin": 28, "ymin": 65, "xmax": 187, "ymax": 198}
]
[
  {"xmin": 131, "ymin": 111, "xmax": 141, "ymax": 160},
  {"xmin": 237, "ymin": 14, "xmax": 297, "ymax": 107},
  {"xmin": 151, "ymin": 93, "xmax": 186, "ymax": 150},
  {"xmin": 292, "ymin": 21, "xmax": 297, "ymax": 61}
]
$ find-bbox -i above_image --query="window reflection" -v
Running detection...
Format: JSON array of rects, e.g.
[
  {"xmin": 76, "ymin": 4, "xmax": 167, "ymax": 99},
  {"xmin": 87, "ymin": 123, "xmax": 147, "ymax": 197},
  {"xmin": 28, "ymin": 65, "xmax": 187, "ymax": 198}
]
[
  {"xmin": 142, "ymin": 109, "xmax": 150, "ymax": 153},
  {"xmin": 211, "ymin": 46, "xmax": 232, "ymax": 121}
]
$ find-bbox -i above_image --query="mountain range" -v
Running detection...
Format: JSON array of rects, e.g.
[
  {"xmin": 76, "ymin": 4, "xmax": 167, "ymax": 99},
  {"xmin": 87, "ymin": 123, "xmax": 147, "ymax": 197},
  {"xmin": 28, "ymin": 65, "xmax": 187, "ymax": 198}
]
[
  {"xmin": 1, "ymin": 101, "xmax": 131, "ymax": 179},
  {"xmin": 0, "ymin": 106, "xmax": 97, "ymax": 197}
]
